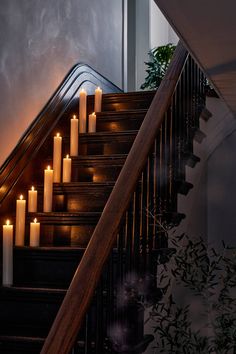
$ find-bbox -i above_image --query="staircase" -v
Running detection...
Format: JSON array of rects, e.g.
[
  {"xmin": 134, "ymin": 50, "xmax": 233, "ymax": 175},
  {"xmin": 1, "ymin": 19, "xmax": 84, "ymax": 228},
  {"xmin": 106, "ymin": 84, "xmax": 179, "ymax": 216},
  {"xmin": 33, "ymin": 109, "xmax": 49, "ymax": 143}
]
[{"xmin": 0, "ymin": 43, "xmax": 207, "ymax": 353}]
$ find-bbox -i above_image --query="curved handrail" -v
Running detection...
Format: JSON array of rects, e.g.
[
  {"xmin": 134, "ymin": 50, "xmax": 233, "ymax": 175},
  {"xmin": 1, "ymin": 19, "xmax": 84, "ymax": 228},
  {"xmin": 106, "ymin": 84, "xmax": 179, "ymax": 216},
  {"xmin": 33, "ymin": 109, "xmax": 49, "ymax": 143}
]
[
  {"xmin": 41, "ymin": 42, "xmax": 188, "ymax": 354},
  {"xmin": 0, "ymin": 64, "xmax": 121, "ymax": 206}
]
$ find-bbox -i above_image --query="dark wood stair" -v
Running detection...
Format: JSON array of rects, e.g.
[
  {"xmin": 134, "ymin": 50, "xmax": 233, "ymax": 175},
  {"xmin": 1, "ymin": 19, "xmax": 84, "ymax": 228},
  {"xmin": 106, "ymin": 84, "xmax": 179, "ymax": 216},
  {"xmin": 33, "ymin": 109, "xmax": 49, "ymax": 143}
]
[{"xmin": 0, "ymin": 68, "xmax": 207, "ymax": 353}]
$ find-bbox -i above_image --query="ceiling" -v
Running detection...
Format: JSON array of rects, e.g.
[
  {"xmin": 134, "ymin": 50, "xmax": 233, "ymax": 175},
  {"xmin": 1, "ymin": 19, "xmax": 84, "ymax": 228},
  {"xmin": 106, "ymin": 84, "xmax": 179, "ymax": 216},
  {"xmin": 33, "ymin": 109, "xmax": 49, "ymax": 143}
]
[{"xmin": 154, "ymin": 0, "xmax": 236, "ymax": 115}]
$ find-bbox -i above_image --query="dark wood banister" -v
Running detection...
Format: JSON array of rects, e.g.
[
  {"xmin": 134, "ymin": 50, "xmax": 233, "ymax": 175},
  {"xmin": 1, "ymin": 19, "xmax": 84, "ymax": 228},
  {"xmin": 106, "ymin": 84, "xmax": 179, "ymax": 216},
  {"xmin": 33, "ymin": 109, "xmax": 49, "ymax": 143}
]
[
  {"xmin": 41, "ymin": 42, "xmax": 188, "ymax": 354},
  {"xmin": 0, "ymin": 64, "xmax": 121, "ymax": 207}
]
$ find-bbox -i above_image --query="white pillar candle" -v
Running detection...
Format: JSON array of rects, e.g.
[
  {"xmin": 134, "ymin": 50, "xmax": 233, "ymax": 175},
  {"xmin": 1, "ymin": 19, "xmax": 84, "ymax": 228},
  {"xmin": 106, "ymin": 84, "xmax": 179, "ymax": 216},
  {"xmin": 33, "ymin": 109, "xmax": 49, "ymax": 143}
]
[
  {"xmin": 88, "ymin": 112, "xmax": 97, "ymax": 133},
  {"xmin": 79, "ymin": 89, "xmax": 87, "ymax": 133},
  {"xmin": 28, "ymin": 186, "xmax": 38, "ymax": 212},
  {"xmin": 30, "ymin": 218, "xmax": 40, "ymax": 247},
  {"xmin": 63, "ymin": 155, "xmax": 72, "ymax": 183},
  {"xmin": 70, "ymin": 115, "xmax": 79, "ymax": 156},
  {"xmin": 94, "ymin": 86, "xmax": 102, "ymax": 112},
  {"xmin": 43, "ymin": 166, "xmax": 53, "ymax": 212},
  {"xmin": 2, "ymin": 220, "xmax": 13, "ymax": 286},
  {"xmin": 53, "ymin": 133, "xmax": 62, "ymax": 183},
  {"xmin": 15, "ymin": 195, "xmax": 26, "ymax": 246}
]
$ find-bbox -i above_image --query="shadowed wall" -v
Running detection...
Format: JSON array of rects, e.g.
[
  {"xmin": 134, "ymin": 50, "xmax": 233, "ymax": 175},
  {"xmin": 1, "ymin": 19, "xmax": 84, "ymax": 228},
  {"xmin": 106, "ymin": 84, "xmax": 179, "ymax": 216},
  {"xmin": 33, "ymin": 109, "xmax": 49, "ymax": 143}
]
[{"xmin": 0, "ymin": 0, "xmax": 123, "ymax": 165}]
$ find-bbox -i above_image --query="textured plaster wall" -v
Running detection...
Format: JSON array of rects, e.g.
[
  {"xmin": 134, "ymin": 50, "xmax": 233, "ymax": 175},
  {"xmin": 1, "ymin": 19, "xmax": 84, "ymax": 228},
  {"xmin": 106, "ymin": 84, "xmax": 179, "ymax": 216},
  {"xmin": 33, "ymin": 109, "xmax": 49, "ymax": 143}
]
[
  {"xmin": 149, "ymin": 0, "xmax": 178, "ymax": 49},
  {"xmin": 207, "ymin": 128, "xmax": 236, "ymax": 248},
  {"xmin": 0, "ymin": 0, "xmax": 123, "ymax": 165}
]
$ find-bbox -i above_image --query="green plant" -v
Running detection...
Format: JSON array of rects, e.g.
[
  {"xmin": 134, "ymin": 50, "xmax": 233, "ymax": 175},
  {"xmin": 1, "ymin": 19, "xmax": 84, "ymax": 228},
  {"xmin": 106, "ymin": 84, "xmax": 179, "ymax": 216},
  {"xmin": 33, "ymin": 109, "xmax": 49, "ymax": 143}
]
[{"xmin": 141, "ymin": 43, "xmax": 176, "ymax": 90}]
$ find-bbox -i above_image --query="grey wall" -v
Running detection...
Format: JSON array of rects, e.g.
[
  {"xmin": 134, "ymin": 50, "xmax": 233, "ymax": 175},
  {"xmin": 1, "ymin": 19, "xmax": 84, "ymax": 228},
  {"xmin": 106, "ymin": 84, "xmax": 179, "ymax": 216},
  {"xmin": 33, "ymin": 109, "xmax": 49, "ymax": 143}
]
[
  {"xmin": 177, "ymin": 96, "xmax": 236, "ymax": 249},
  {"xmin": 208, "ymin": 131, "xmax": 236, "ymax": 248},
  {"xmin": 0, "ymin": 0, "xmax": 123, "ymax": 165}
]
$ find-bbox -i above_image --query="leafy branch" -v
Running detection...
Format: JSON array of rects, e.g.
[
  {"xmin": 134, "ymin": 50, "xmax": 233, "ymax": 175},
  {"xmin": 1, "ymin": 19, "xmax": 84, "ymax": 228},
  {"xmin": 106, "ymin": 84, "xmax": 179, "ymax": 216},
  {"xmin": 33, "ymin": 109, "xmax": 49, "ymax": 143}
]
[
  {"xmin": 141, "ymin": 44, "xmax": 176, "ymax": 90},
  {"xmin": 149, "ymin": 234, "xmax": 236, "ymax": 353}
]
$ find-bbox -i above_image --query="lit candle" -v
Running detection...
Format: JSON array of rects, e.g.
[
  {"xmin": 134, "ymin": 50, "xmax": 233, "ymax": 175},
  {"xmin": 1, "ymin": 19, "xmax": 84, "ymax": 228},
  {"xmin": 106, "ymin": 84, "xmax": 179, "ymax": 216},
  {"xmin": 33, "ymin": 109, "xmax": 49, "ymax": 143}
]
[
  {"xmin": 43, "ymin": 166, "xmax": 53, "ymax": 212},
  {"xmin": 88, "ymin": 112, "xmax": 97, "ymax": 133},
  {"xmin": 28, "ymin": 186, "xmax": 38, "ymax": 212},
  {"xmin": 30, "ymin": 218, "xmax": 40, "ymax": 247},
  {"xmin": 63, "ymin": 154, "xmax": 72, "ymax": 182},
  {"xmin": 15, "ymin": 195, "xmax": 26, "ymax": 246},
  {"xmin": 94, "ymin": 86, "xmax": 102, "ymax": 112},
  {"xmin": 53, "ymin": 133, "xmax": 62, "ymax": 183},
  {"xmin": 79, "ymin": 88, "xmax": 87, "ymax": 133},
  {"xmin": 2, "ymin": 220, "xmax": 13, "ymax": 286},
  {"xmin": 70, "ymin": 115, "xmax": 79, "ymax": 156}
]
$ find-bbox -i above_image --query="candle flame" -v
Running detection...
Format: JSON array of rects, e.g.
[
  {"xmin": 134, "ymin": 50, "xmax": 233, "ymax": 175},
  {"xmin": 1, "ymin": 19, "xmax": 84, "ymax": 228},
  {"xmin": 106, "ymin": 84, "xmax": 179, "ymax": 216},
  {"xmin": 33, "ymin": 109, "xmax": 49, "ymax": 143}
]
[
  {"xmin": 66, "ymin": 154, "xmax": 69, "ymax": 159},
  {"xmin": 81, "ymin": 88, "xmax": 85, "ymax": 93},
  {"xmin": 47, "ymin": 165, "xmax": 51, "ymax": 170},
  {"xmin": 20, "ymin": 195, "xmax": 23, "ymax": 200},
  {"xmin": 31, "ymin": 186, "xmax": 34, "ymax": 191},
  {"xmin": 6, "ymin": 220, "xmax": 10, "ymax": 226},
  {"xmin": 56, "ymin": 132, "xmax": 60, "ymax": 137},
  {"xmin": 34, "ymin": 218, "xmax": 37, "ymax": 223},
  {"xmin": 92, "ymin": 112, "xmax": 96, "ymax": 116},
  {"xmin": 73, "ymin": 114, "xmax": 77, "ymax": 119},
  {"xmin": 97, "ymin": 86, "xmax": 100, "ymax": 90}
]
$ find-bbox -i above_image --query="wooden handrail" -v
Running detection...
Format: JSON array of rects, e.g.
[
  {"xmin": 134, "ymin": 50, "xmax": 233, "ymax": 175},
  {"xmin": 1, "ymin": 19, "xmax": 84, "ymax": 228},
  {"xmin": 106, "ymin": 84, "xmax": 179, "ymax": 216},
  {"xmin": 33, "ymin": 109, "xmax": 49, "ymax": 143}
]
[
  {"xmin": 0, "ymin": 64, "xmax": 121, "ymax": 207},
  {"xmin": 41, "ymin": 42, "xmax": 188, "ymax": 354}
]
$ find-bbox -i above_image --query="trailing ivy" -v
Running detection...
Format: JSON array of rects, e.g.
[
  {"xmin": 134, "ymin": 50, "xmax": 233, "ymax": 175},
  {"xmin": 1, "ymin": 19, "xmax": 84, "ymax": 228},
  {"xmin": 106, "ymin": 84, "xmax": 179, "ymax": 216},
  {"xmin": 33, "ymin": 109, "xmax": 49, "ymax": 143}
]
[{"xmin": 149, "ymin": 235, "xmax": 236, "ymax": 353}]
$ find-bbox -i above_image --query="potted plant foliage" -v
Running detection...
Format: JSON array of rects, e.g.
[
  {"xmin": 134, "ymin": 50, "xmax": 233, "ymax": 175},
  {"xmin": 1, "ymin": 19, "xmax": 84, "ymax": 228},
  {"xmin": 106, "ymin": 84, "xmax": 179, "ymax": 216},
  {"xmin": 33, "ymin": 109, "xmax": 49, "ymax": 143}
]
[{"xmin": 141, "ymin": 44, "xmax": 176, "ymax": 90}]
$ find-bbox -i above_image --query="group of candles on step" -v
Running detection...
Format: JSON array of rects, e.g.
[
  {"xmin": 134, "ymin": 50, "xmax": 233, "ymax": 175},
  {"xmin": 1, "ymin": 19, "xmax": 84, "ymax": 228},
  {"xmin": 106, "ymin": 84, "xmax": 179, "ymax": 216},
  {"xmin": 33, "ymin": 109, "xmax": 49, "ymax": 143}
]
[
  {"xmin": 2, "ymin": 86, "xmax": 103, "ymax": 286},
  {"xmin": 3, "ymin": 192, "xmax": 40, "ymax": 286}
]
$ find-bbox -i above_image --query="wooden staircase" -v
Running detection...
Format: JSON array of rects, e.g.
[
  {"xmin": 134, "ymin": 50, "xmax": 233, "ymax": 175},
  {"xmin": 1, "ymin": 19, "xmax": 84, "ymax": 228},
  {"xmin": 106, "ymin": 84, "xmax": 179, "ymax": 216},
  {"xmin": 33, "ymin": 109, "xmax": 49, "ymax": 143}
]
[{"xmin": 0, "ymin": 43, "xmax": 207, "ymax": 353}]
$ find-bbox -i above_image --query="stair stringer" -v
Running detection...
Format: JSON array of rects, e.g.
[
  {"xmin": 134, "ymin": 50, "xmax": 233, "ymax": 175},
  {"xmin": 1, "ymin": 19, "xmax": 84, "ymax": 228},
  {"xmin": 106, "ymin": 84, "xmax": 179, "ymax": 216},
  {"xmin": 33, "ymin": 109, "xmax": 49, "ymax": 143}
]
[{"xmin": 177, "ymin": 95, "xmax": 236, "ymax": 241}]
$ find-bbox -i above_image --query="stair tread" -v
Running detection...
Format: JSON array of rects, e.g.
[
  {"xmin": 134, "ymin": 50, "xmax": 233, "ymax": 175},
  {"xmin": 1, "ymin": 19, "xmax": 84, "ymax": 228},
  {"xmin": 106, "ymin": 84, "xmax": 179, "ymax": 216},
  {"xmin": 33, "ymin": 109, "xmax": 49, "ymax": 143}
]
[
  {"xmin": 14, "ymin": 246, "xmax": 173, "ymax": 253},
  {"xmin": 80, "ymin": 130, "xmax": 138, "ymax": 137},
  {"xmin": 61, "ymin": 131, "xmax": 137, "ymax": 141},
  {"xmin": 200, "ymin": 107, "xmax": 213, "ymax": 121},
  {"xmin": 37, "ymin": 181, "xmax": 115, "ymax": 191},
  {"xmin": 183, "ymin": 151, "xmax": 200, "ymax": 168},
  {"xmin": 49, "ymin": 181, "xmax": 115, "ymax": 189},
  {"xmin": 88, "ymin": 90, "xmax": 155, "ymax": 100},
  {"xmin": 25, "ymin": 212, "xmax": 101, "ymax": 224},
  {"xmin": 0, "ymin": 286, "xmax": 66, "ymax": 294},
  {"xmin": 0, "ymin": 335, "xmax": 45, "ymax": 342},
  {"xmin": 30, "ymin": 211, "xmax": 101, "ymax": 217},
  {"xmin": 14, "ymin": 246, "xmax": 85, "ymax": 251},
  {"xmin": 74, "ymin": 153, "xmax": 127, "ymax": 160},
  {"xmin": 176, "ymin": 179, "xmax": 193, "ymax": 195},
  {"xmin": 96, "ymin": 109, "xmax": 147, "ymax": 117},
  {"xmin": 71, "ymin": 154, "xmax": 127, "ymax": 165}
]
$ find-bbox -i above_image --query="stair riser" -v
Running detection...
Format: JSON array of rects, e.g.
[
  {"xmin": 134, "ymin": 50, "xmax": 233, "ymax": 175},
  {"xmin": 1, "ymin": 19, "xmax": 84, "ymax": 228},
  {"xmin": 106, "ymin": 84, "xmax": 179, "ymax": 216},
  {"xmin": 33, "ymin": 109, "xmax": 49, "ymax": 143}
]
[
  {"xmin": 57, "ymin": 112, "xmax": 146, "ymax": 134},
  {"xmin": 0, "ymin": 292, "xmax": 64, "ymax": 337},
  {"xmin": 0, "ymin": 341, "xmax": 93, "ymax": 354},
  {"xmin": 41, "ymin": 157, "xmax": 125, "ymax": 183},
  {"xmin": 40, "ymin": 136, "xmax": 135, "ymax": 160},
  {"xmin": 77, "ymin": 139, "xmax": 134, "ymax": 156},
  {"xmin": 86, "ymin": 92, "xmax": 155, "ymax": 112},
  {"xmin": 71, "ymin": 165, "xmax": 122, "ymax": 182},
  {"xmin": 0, "ymin": 287, "xmax": 111, "ymax": 341},
  {"xmin": 0, "ymin": 291, "xmax": 101, "ymax": 340},
  {"xmin": 13, "ymin": 248, "xmax": 84, "ymax": 288},
  {"xmin": 0, "ymin": 341, "xmax": 43, "ymax": 354},
  {"xmin": 0, "ymin": 300, "xmax": 90, "ymax": 342},
  {"xmin": 35, "ymin": 187, "xmax": 113, "ymax": 212},
  {"xmin": 31, "ymin": 224, "xmax": 95, "ymax": 247}
]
